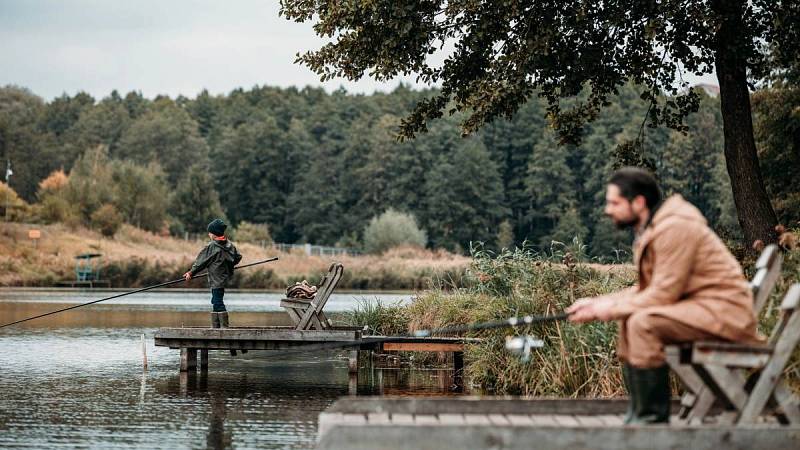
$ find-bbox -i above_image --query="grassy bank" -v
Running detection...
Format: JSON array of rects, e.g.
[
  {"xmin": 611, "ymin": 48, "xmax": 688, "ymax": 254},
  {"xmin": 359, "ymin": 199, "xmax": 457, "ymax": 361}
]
[
  {"xmin": 0, "ymin": 223, "xmax": 470, "ymax": 289},
  {"xmin": 345, "ymin": 245, "xmax": 800, "ymax": 397}
]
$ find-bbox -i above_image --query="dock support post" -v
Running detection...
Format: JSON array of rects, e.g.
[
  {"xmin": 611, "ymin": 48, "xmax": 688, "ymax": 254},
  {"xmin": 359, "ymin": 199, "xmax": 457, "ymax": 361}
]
[
  {"xmin": 200, "ymin": 349, "xmax": 209, "ymax": 371},
  {"xmin": 453, "ymin": 351, "xmax": 464, "ymax": 375},
  {"xmin": 348, "ymin": 349, "xmax": 359, "ymax": 374},
  {"xmin": 180, "ymin": 348, "xmax": 197, "ymax": 372},
  {"xmin": 349, "ymin": 373, "xmax": 358, "ymax": 395}
]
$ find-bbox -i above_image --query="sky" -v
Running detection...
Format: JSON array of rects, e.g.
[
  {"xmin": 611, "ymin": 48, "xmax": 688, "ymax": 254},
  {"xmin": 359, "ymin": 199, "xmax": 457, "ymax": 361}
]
[{"xmin": 0, "ymin": 0, "xmax": 717, "ymax": 101}]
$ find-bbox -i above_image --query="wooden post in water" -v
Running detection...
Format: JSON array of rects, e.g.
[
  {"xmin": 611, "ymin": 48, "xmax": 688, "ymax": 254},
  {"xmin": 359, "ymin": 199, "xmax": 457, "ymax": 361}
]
[
  {"xmin": 348, "ymin": 350, "xmax": 359, "ymax": 373},
  {"xmin": 141, "ymin": 334, "xmax": 148, "ymax": 370},
  {"xmin": 180, "ymin": 348, "xmax": 197, "ymax": 372},
  {"xmin": 349, "ymin": 373, "xmax": 358, "ymax": 395},
  {"xmin": 453, "ymin": 351, "xmax": 464, "ymax": 375},
  {"xmin": 200, "ymin": 349, "xmax": 209, "ymax": 371}
]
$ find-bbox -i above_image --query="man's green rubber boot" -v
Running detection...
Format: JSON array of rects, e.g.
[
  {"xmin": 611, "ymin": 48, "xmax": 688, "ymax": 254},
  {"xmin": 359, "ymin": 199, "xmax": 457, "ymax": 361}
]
[{"xmin": 628, "ymin": 365, "xmax": 670, "ymax": 424}]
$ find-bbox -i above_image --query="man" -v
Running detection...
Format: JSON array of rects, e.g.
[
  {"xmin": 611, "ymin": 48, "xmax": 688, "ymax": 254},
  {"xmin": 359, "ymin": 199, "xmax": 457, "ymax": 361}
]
[
  {"xmin": 184, "ymin": 218, "xmax": 243, "ymax": 328},
  {"xmin": 567, "ymin": 167, "xmax": 760, "ymax": 424}
]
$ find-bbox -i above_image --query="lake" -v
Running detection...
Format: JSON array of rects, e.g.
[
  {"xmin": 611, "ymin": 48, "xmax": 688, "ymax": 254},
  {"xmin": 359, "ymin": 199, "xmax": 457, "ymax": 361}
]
[{"xmin": 0, "ymin": 289, "xmax": 464, "ymax": 449}]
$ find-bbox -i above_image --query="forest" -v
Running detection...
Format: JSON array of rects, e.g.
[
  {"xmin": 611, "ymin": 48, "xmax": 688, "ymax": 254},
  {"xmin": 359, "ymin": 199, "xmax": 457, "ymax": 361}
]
[{"xmin": 1, "ymin": 81, "xmax": 797, "ymax": 259}]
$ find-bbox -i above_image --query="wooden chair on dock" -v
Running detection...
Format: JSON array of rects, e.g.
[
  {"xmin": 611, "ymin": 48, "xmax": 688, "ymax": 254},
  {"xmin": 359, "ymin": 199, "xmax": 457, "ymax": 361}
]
[
  {"xmin": 666, "ymin": 244, "xmax": 783, "ymax": 422},
  {"xmin": 686, "ymin": 283, "xmax": 800, "ymax": 425},
  {"xmin": 280, "ymin": 262, "xmax": 344, "ymax": 330}
]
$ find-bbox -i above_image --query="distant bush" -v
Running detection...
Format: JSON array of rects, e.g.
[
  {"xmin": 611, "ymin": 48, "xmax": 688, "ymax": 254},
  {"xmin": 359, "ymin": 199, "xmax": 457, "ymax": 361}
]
[
  {"xmin": 0, "ymin": 182, "xmax": 30, "ymax": 222},
  {"xmin": 91, "ymin": 204, "xmax": 123, "ymax": 237},
  {"xmin": 36, "ymin": 194, "xmax": 76, "ymax": 224},
  {"xmin": 234, "ymin": 221, "xmax": 272, "ymax": 244},
  {"xmin": 38, "ymin": 169, "xmax": 69, "ymax": 193},
  {"xmin": 496, "ymin": 219, "xmax": 514, "ymax": 250},
  {"xmin": 363, "ymin": 209, "xmax": 427, "ymax": 254},
  {"xmin": 335, "ymin": 231, "xmax": 361, "ymax": 249},
  {"xmin": 35, "ymin": 170, "xmax": 77, "ymax": 224}
]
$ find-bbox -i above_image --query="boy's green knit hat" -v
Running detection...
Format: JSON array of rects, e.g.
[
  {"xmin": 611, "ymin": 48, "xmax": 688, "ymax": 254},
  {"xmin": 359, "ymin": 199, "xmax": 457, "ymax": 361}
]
[{"xmin": 207, "ymin": 218, "xmax": 227, "ymax": 236}]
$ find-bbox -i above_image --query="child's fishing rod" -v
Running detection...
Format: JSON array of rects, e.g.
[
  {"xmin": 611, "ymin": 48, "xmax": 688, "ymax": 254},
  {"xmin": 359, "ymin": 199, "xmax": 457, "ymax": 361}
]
[{"xmin": 0, "ymin": 257, "xmax": 279, "ymax": 329}]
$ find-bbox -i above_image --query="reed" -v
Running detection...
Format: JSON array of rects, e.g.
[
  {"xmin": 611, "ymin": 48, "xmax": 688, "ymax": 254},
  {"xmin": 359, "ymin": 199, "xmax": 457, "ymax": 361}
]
[{"xmin": 344, "ymin": 243, "xmax": 800, "ymax": 396}]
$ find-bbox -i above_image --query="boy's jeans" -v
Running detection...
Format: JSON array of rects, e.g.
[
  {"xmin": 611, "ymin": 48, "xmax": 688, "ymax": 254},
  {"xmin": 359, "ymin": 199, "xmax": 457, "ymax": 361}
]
[{"xmin": 211, "ymin": 288, "xmax": 226, "ymax": 312}]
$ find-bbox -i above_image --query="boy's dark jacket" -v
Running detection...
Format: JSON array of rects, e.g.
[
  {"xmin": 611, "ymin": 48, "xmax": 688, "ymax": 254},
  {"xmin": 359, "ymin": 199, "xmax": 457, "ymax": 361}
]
[{"xmin": 190, "ymin": 240, "xmax": 243, "ymax": 288}]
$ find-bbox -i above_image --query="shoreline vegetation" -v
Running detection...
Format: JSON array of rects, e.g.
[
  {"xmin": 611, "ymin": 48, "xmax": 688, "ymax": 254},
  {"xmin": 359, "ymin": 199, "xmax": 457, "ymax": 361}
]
[
  {"xmin": 0, "ymin": 222, "xmax": 470, "ymax": 290},
  {"xmin": 5, "ymin": 220, "xmax": 797, "ymax": 396},
  {"xmin": 344, "ymin": 245, "xmax": 800, "ymax": 397}
]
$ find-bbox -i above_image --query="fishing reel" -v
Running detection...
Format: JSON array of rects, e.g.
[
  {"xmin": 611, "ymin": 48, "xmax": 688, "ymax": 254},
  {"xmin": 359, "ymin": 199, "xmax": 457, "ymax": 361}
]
[{"xmin": 504, "ymin": 335, "xmax": 545, "ymax": 362}]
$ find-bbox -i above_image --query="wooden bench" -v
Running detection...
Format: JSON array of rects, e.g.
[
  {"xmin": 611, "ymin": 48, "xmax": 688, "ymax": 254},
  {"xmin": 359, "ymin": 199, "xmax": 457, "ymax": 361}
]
[
  {"xmin": 666, "ymin": 244, "xmax": 783, "ymax": 423},
  {"xmin": 687, "ymin": 283, "xmax": 800, "ymax": 425},
  {"xmin": 280, "ymin": 262, "xmax": 344, "ymax": 330},
  {"xmin": 664, "ymin": 244, "xmax": 800, "ymax": 426}
]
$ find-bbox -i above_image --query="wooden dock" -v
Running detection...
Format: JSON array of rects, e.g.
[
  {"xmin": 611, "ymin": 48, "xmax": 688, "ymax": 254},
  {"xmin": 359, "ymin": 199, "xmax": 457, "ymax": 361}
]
[
  {"xmin": 154, "ymin": 326, "xmax": 364, "ymax": 372},
  {"xmin": 316, "ymin": 397, "xmax": 800, "ymax": 449},
  {"xmin": 153, "ymin": 327, "xmax": 476, "ymax": 376}
]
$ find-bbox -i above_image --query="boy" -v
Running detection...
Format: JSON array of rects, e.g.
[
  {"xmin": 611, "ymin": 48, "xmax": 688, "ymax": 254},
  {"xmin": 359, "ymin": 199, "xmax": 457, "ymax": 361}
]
[{"xmin": 184, "ymin": 218, "xmax": 243, "ymax": 328}]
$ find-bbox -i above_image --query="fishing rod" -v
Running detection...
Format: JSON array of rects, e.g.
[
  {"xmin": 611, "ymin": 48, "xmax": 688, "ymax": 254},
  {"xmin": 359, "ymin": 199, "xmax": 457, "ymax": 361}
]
[
  {"xmin": 0, "ymin": 257, "xmax": 279, "ymax": 329},
  {"xmin": 260, "ymin": 312, "xmax": 570, "ymax": 360},
  {"xmin": 412, "ymin": 312, "xmax": 570, "ymax": 337}
]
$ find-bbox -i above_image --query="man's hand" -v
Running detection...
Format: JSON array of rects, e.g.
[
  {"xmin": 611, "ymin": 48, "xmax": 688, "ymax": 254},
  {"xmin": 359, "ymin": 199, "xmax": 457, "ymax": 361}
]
[
  {"xmin": 183, "ymin": 271, "xmax": 192, "ymax": 282},
  {"xmin": 567, "ymin": 297, "xmax": 616, "ymax": 323}
]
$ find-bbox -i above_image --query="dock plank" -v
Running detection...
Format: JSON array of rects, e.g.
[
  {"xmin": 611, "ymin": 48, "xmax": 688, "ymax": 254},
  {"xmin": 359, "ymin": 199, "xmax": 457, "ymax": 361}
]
[
  {"xmin": 463, "ymin": 414, "xmax": 492, "ymax": 425},
  {"xmin": 414, "ymin": 414, "xmax": 440, "ymax": 425},
  {"xmin": 573, "ymin": 415, "xmax": 606, "ymax": 427},
  {"xmin": 155, "ymin": 327, "xmax": 360, "ymax": 342},
  {"xmin": 487, "ymin": 414, "xmax": 511, "ymax": 426},
  {"xmin": 391, "ymin": 413, "xmax": 415, "ymax": 425},
  {"xmin": 596, "ymin": 414, "xmax": 624, "ymax": 426},
  {"xmin": 529, "ymin": 415, "xmax": 560, "ymax": 427},
  {"xmin": 382, "ymin": 342, "xmax": 464, "ymax": 352},
  {"xmin": 341, "ymin": 413, "xmax": 367, "ymax": 425},
  {"xmin": 552, "ymin": 415, "xmax": 580, "ymax": 427},
  {"xmin": 437, "ymin": 414, "xmax": 466, "ymax": 425},
  {"xmin": 366, "ymin": 413, "xmax": 390, "ymax": 425},
  {"xmin": 506, "ymin": 414, "xmax": 535, "ymax": 426}
]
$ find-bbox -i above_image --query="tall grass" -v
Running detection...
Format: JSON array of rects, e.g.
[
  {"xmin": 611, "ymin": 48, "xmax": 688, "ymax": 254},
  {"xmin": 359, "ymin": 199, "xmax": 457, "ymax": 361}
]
[
  {"xmin": 417, "ymin": 245, "xmax": 635, "ymax": 396},
  {"xmin": 341, "ymin": 298, "xmax": 411, "ymax": 336},
  {"xmin": 345, "ymin": 242, "xmax": 800, "ymax": 396}
]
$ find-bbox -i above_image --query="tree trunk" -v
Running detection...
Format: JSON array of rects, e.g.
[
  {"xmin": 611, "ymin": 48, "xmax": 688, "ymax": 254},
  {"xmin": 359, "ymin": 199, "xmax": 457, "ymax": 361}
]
[{"xmin": 713, "ymin": 0, "xmax": 778, "ymax": 247}]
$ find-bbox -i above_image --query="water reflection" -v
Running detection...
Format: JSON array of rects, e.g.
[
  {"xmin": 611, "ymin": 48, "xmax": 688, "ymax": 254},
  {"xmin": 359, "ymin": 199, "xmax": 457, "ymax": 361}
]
[
  {"xmin": 0, "ymin": 301, "xmax": 296, "ymax": 328},
  {"xmin": 0, "ymin": 288, "xmax": 412, "ymax": 312},
  {"xmin": 207, "ymin": 391, "xmax": 231, "ymax": 450},
  {"xmin": 0, "ymin": 292, "xmax": 465, "ymax": 449}
]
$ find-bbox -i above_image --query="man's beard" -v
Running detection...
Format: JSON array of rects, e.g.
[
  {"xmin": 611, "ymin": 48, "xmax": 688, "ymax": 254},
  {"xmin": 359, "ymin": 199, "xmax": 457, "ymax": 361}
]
[{"xmin": 614, "ymin": 216, "xmax": 639, "ymax": 230}]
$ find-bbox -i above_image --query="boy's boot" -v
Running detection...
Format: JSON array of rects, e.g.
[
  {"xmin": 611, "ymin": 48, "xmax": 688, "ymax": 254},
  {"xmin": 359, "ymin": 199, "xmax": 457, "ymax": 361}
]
[
  {"xmin": 211, "ymin": 312, "xmax": 221, "ymax": 328},
  {"xmin": 622, "ymin": 364, "xmax": 637, "ymax": 424},
  {"xmin": 628, "ymin": 365, "xmax": 670, "ymax": 424},
  {"xmin": 219, "ymin": 312, "xmax": 238, "ymax": 356}
]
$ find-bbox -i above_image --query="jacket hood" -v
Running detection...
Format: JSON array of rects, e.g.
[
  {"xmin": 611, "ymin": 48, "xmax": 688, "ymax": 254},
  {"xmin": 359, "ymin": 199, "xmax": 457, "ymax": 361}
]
[
  {"xmin": 651, "ymin": 194, "xmax": 707, "ymax": 227},
  {"xmin": 212, "ymin": 239, "xmax": 233, "ymax": 251}
]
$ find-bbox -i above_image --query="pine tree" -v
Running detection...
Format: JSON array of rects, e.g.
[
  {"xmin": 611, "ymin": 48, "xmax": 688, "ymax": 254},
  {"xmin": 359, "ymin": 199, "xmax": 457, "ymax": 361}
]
[
  {"xmin": 422, "ymin": 137, "xmax": 508, "ymax": 252},
  {"xmin": 171, "ymin": 163, "xmax": 226, "ymax": 234}
]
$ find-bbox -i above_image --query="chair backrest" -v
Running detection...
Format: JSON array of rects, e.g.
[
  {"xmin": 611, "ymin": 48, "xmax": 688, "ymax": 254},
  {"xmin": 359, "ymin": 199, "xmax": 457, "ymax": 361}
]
[
  {"xmin": 310, "ymin": 262, "xmax": 344, "ymax": 312},
  {"xmin": 750, "ymin": 244, "xmax": 783, "ymax": 315},
  {"xmin": 768, "ymin": 283, "xmax": 800, "ymax": 344}
]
